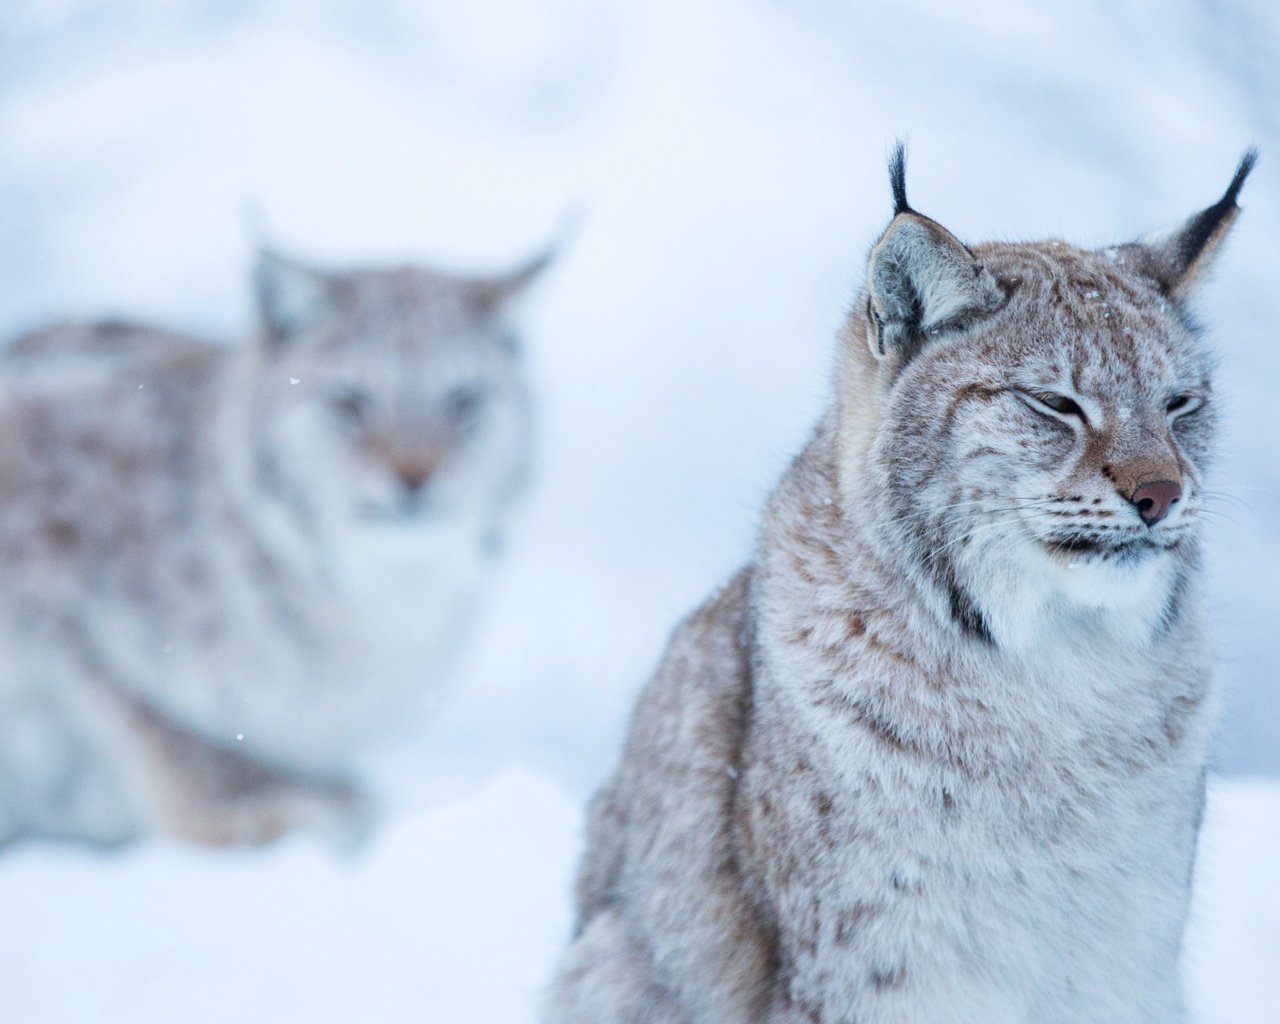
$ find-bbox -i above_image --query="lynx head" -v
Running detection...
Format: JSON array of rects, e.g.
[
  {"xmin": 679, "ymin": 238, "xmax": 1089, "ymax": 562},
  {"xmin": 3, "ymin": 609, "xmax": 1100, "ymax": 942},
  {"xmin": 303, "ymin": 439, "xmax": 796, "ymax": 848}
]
[
  {"xmin": 244, "ymin": 247, "xmax": 551, "ymax": 531},
  {"xmin": 842, "ymin": 146, "xmax": 1255, "ymax": 648}
]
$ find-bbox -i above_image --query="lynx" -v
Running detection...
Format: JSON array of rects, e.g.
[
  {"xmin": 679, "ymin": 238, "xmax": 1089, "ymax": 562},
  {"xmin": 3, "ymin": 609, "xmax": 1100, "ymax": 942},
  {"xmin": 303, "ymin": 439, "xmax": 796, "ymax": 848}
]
[
  {"xmin": 547, "ymin": 149, "xmax": 1255, "ymax": 1024},
  {"xmin": 0, "ymin": 245, "xmax": 551, "ymax": 848}
]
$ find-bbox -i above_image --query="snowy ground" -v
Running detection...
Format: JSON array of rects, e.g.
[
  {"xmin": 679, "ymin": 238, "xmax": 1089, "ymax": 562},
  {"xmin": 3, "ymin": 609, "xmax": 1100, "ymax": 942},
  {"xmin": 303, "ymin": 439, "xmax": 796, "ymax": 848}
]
[{"xmin": 0, "ymin": 1, "xmax": 1277, "ymax": 1020}]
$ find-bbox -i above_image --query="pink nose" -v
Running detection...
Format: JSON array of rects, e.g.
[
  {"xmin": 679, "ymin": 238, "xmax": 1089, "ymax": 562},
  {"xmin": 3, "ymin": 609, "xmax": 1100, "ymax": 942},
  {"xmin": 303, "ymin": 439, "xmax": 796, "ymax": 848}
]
[{"xmin": 1129, "ymin": 479, "xmax": 1182, "ymax": 526}]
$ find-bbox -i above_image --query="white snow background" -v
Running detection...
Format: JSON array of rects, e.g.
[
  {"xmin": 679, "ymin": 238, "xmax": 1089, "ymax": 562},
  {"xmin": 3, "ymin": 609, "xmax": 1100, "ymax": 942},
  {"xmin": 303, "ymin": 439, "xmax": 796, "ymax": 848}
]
[{"xmin": 0, "ymin": 1, "xmax": 1276, "ymax": 1021}]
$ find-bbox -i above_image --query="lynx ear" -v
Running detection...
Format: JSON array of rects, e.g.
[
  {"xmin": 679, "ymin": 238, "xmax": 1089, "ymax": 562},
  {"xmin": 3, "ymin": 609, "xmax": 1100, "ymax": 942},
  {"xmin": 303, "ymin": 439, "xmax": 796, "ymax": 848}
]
[
  {"xmin": 1129, "ymin": 149, "xmax": 1257, "ymax": 297},
  {"xmin": 865, "ymin": 145, "xmax": 1001, "ymax": 362},
  {"xmin": 463, "ymin": 244, "xmax": 558, "ymax": 319},
  {"xmin": 254, "ymin": 250, "xmax": 333, "ymax": 344}
]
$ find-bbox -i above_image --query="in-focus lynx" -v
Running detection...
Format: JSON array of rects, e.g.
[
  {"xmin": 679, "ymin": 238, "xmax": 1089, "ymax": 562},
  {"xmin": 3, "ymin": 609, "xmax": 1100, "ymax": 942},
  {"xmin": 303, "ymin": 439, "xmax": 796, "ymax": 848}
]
[
  {"xmin": 0, "ymin": 245, "xmax": 552, "ymax": 847},
  {"xmin": 547, "ymin": 148, "xmax": 1255, "ymax": 1024}
]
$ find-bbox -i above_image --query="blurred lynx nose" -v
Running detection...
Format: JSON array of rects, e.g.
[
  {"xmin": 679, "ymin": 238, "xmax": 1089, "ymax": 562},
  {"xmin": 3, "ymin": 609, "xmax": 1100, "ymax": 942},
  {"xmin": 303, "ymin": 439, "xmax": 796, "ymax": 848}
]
[{"xmin": 393, "ymin": 459, "xmax": 436, "ymax": 494}]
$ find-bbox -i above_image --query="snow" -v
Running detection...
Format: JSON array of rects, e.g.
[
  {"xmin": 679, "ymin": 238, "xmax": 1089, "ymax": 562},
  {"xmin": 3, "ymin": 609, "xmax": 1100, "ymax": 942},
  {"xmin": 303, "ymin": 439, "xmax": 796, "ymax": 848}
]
[
  {"xmin": 1188, "ymin": 780, "xmax": 1280, "ymax": 1024},
  {"xmin": 0, "ymin": 0, "xmax": 1277, "ymax": 1019},
  {"xmin": 0, "ymin": 768, "xmax": 578, "ymax": 1024},
  {"xmin": 0, "ymin": 771, "xmax": 1275, "ymax": 1024}
]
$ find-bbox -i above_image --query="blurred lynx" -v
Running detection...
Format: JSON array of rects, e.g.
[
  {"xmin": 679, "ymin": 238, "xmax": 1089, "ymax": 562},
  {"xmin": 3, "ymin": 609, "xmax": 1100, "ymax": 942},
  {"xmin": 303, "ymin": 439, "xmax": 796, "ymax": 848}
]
[
  {"xmin": 548, "ymin": 149, "xmax": 1254, "ymax": 1024},
  {"xmin": 0, "ymin": 245, "xmax": 552, "ymax": 847}
]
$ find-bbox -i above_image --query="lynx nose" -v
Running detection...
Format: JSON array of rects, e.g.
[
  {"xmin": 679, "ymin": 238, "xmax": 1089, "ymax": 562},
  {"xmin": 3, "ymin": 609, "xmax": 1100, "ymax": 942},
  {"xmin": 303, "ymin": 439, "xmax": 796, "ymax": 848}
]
[
  {"xmin": 1129, "ymin": 479, "xmax": 1182, "ymax": 526},
  {"xmin": 395, "ymin": 463, "xmax": 434, "ymax": 494}
]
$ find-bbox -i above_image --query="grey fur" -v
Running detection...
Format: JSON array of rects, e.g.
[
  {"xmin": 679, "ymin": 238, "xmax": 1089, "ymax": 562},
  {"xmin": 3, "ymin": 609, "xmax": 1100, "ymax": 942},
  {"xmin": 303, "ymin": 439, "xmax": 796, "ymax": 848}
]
[{"xmin": 547, "ymin": 157, "xmax": 1246, "ymax": 1023}]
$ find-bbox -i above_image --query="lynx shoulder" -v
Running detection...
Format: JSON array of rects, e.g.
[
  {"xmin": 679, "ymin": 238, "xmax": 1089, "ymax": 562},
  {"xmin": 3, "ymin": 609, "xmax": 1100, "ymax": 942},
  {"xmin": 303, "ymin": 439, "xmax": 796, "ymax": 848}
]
[
  {"xmin": 547, "ymin": 149, "xmax": 1255, "ymax": 1023},
  {"xmin": 0, "ymin": 246, "xmax": 552, "ymax": 848}
]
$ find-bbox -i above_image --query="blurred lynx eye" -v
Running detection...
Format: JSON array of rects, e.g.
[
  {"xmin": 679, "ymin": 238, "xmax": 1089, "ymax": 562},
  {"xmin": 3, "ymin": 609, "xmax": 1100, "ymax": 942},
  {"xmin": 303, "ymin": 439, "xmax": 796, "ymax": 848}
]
[
  {"xmin": 1166, "ymin": 393, "xmax": 1201, "ymax": 417},
  {"xmin": 330, "ymin": 387, "xmax": 372, "ymax": 424},
  {"xmin": 445, "ymin": 386, "xmax": 487, "ymax": 428}
]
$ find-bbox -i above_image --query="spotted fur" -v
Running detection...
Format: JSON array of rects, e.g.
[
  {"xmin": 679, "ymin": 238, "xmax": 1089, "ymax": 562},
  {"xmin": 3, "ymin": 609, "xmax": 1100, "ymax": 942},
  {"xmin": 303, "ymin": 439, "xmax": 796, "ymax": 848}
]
[
  {"xmin": 546, "ymin": 152, "xmax": 1253, "ymax": 1023},
  {"xmin": 0, "ymin": 248, "xmax": 550, "ymax": 848}
]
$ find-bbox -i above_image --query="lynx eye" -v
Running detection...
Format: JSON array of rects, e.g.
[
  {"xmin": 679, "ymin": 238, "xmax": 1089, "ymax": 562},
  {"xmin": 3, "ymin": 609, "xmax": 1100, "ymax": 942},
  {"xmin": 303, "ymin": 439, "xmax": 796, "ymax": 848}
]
[
  {"xmin": 1036, "ymin": 393, "xmax": 1084, "ymax": 417},
  {"xmin": 330, "ymin": 387, "xmax": 372, "ymax": 425},
  {"xmin": 445, "ymin": 386, "xmax": 487, "ymax": 428},
  {"xmin": 1166, "ymin": 393, "xmax": 1202, "ymax": 417},
  {"xmin": 1018, "ymin": 390, "xmax": 1087, "ymax": 423}
]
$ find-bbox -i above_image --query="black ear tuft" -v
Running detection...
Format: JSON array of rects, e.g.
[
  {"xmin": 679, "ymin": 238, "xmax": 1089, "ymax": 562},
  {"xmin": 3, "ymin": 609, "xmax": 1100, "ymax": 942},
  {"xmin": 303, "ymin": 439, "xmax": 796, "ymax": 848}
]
[
  {"xmin": 889, "ymin": 141, "xmax": 912, "ymax": 217},
  {"xmin": 1223, "ymin": 148, "xmax": 1258, "ymax": 207},
  {"xmin": 1170, "ymin": 148, "xmax": 1257, "ymax": 272},
  {"xmin": 1130, "ymin": 148, "xmax": 1257, "ymax": 297}
]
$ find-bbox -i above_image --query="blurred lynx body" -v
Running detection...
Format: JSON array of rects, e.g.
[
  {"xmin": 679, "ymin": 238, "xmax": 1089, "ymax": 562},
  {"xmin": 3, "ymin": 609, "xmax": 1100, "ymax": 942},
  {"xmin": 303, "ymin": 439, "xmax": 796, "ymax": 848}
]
[
  {"xmin": 0, "ymin": 250, "xmax": 548, "ymax": 847},
  {"xmin": 548, "ymin": 152, "xmax": 1254, "ymax": 1023}
]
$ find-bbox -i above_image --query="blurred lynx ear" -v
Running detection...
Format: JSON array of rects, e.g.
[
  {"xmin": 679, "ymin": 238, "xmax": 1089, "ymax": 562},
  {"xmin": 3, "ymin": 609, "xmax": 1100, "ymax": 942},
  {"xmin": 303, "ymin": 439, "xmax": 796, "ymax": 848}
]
[
  {"xmin": 464, "ymin": 208, "xmax": 584, "ymax": 318},
  {"xmin": 1128, "ymin": 149, "xmax": 1257, "ymax": 297},
  {"xmin": 254, "ymin": 249, "xmax": 333, "ymax": 344},
  {"xmin": 463, "ymin": 243, "xmax": 560, "ymax": 319},
  {"xmin": 865, "ymin": 144, "xmax": 1002, "ymax": 363}
]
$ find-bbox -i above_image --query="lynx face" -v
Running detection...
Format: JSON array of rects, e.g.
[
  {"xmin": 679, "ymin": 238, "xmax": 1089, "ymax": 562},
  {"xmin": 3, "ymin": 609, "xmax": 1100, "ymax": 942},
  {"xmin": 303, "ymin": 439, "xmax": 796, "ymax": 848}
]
[
  {"xmin": 855, "ymin": 149, "xmax": 1252, "ymax": 645},
  {"xmin": 247, "ymin": 254, "xmax": 547, "ymax": 530}
]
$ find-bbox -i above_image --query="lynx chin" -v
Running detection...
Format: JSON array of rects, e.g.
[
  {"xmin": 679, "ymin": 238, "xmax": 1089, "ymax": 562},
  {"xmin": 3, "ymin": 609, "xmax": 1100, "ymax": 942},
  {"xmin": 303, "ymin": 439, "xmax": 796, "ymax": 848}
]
[
  {"xmin": 0, "ymin": 244, "xmax": 553, "ymax": 848},
  {"xmin": 547, "ymin": 147, "xmax": 1255, "ymax": 1024}
]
